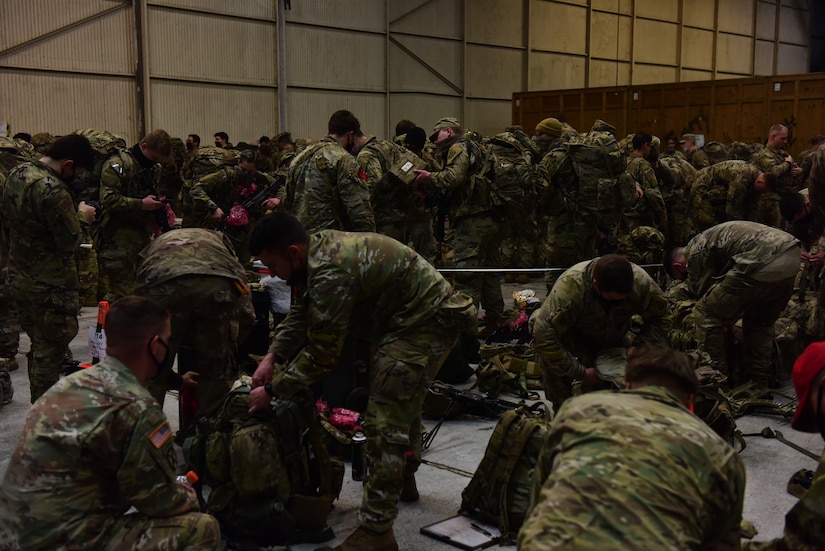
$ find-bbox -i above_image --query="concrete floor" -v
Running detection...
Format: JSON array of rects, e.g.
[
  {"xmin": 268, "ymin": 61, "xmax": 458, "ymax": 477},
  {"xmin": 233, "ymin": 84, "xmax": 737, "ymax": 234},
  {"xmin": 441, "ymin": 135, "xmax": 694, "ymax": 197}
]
[{"xmin": 1, "ymin": 278, "xmax": 823, "ymax": 550}]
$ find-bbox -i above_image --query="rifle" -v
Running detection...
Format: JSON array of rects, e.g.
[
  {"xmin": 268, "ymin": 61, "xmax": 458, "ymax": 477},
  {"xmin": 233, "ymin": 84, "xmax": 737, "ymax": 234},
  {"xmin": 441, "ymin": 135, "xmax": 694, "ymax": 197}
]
[{"xmin": 241, "ymin": 174, "xmax": 286, "ymax": 211}]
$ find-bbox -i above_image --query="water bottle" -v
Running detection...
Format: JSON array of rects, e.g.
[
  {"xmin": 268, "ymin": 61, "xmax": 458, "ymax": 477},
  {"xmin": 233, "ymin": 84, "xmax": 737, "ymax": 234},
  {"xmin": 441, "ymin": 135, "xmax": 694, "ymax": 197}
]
[
  {"xmin": 351, "ymin": 431, "xmax": 367, "ymax": 481},
  {"xmin": 176, "ymin": 470, "xmax": 199, "ymax": 487}
]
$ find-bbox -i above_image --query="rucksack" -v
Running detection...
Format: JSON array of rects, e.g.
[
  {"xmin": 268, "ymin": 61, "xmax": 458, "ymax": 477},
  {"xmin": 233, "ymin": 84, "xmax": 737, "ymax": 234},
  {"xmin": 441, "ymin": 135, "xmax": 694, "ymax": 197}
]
[
  {"xmin": 183, "ymin": 146, "xmax": 239, "ymax": 181},
  {"xmin": 484, "ymin": 131, "xmax": 539, "ymax": 208},
  {"xmin": 564, "ymin": 131, "xmax": 628, "ymax": 225},
  {"xmin": 460, "ymin": 403, "xmax": 550, "ymax": 543},
  {"xmin": 72, "ymin": 129, "xmax": 128, "ymax": 203},
  {"xmin": 185, "ymin": 382, "xmax": 343, "ymax": 546},
  {"xmin": 700, "ymin": 141, "xmax": 729, "ymax": 165},
  {"xmin": 0, "ymin": 137, "xmax": 36, "ymax": 176}
]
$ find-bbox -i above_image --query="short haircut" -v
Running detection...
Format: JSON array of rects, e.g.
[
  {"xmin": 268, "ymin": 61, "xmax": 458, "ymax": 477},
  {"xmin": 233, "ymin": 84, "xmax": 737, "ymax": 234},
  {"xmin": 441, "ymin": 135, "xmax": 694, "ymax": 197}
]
[
  {"xmin": 258, "ymin": 143, "xmax": 272, "ymax": 157},
  {"xmin": 395, "ymin": 119, "xmax": 416, "ymax": 137},
  {"xmin": 404, "ymin": 127, "xmax": 427, "ymax": 150},
  {"xmin": 592, "ymin": 254, "xmax": 634, "ymax": 295},
  {"xmin": 214, "ymin": 132, "xmax": 229, "ymax": 142},
  {"xmin": 662, "ymin": 246, "xmax": 686, "ymax": 279},
  {"xmin": 250, "ymin": 212, "xmax": 309, "ymax": 255},
  {"xmin": 760, "ymin": 172, "xmax": 778, "ymax": 192},
  {"xmin": 328, "ymin": 110, "xmax": 362, "ymax": 136},
  {"xmin": 779, "ymin": 192, "xmax": 808, "ymax": 222},
  {"xmin": 238, "ymin": 149, "xmax": 256, "ymax": 164},
  {"xmin": 188, "ymin": 134, "xmax": 200, "ymax": 145},
  {"xmin": 46, "ymin": 134, "xmax": 96, "ymax": 170},
  {"xmin": 625, "ymin": 345, "xmax": 698, "ymax": 399},
  {"xmin": 258, "ymin": 136, "xmax": 271, "ymax": 144},
  {"xmin": 632, "ymin": 132, "xmax": 653, "ymax": 150},
  {"xmin": 142, "ymin": 129, "xmax": 173, "ymax": 157},
  {"xmin": 105, "ymin": 296, "xmax": 169, "ymax": 349},
  {"xmin": 810, "ymin": 134, "xmax": 825, "ymax": 146},
  {"xmin": 769, "ymin": 124, "xmax": 787, "ymax": 135},
  {"xmin": 12, "ymin": 132, "xmax": 31, "ymax": 143}
]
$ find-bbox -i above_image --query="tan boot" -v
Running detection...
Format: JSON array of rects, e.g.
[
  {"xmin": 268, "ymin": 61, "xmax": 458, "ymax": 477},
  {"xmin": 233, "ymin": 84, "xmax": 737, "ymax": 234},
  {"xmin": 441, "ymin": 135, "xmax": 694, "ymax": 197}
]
[
  {"xmin": 400, "ymin": 474, "xmax": 419, "ymax": 502},
  {"xmin": 516, "ymin": 274, "xmax": 530, "ymax": 284},
  {"xmin": 332, "ymin": 526, "xmax": 398, "ymax": 551}
]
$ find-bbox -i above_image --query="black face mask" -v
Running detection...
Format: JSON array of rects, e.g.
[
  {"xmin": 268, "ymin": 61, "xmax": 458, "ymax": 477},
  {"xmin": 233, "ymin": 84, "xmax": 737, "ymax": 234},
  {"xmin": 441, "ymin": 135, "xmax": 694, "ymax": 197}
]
[
  {"xmin": 186, "ymin": 141, "xmax": 194, "ymax": 151},
  {"xmin": 67, "ymin": 178, "xmax": 85, "ymax": 196},
  {"xmin": 215, "ymin": 141, "xmax": 222, "ymax": 147},
  {"xmin": 666, "ymin": 146, "xmax": 676, "ymax": 154},
  {"xmin": 148, "ymin": 337, "xmax": 169, "ymax": 377},
  {"xmin": 344, "ymin": 136, "xmax": 355, "ymax": 154}
]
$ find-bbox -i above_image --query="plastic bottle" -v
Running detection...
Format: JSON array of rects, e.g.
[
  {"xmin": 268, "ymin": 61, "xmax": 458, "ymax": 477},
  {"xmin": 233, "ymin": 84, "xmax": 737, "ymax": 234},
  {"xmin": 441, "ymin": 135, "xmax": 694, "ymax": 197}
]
[{"xmin": 176, "ymin": 470, "xmax": 199, "ymax": 487}]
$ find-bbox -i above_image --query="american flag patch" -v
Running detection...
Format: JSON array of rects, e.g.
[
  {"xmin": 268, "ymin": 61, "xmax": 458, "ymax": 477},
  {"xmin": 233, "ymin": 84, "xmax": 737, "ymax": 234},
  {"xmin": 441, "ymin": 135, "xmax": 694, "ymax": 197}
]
[{"xmin": 149, "ymin": 422, "xmax": 172, "ymax": 449}]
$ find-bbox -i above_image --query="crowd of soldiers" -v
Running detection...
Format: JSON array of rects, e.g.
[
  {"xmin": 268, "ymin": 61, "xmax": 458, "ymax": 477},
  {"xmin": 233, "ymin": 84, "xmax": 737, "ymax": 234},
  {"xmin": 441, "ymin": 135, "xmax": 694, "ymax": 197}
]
[{"xmin": 1, "ymin": 110, "xmax": 825, "ymax": 550}]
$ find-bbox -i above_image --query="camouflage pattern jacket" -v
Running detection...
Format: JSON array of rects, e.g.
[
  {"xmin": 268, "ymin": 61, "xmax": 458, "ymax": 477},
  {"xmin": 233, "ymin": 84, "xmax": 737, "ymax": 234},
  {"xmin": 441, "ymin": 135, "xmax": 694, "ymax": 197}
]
[
  {"xmin": 189, "ymin": 165, "xmax": 281, "ymax": 226},
  {"xmin": 623, "ymin": 153, "xmax": 666, "ymax": 230},
  {"xmin": 358, "ymin": 137, "xmax": 428, "ymax": 225},
  {"xmin": 1, "ymin": 160, "xmax": 87, "ymax": 292},
  {"xmin": 98, "ymin": 146, "xmax": 162, "ymax": 238},
  {"xmin": 684, "ymin": 221, "xmax": 800, "ymax": 298},
  {"xmin": 530, "ymin": 259, "xmax": 672, "ymax": 379},
  {"xmin": 269, "ymin": 230, "xmax": 472, "ymax": 396},
  {"xmin": 520, "ymin": 386, "xmax": 745, "ymax": 551},
  {"xmin": 284, "ymin": 137, "xmax": 375, "ymax": 233},
  {"xmin": 688, "ymin": 147, "xmax": 711, "ymax": 170},
  {"xmin": 687, "ymin": 160, "xmax": 761, "ymax": 229},
  {"xmin": 428, "ymin": 137, "xmax": 492, "ymax": 220},
  {"xmin": 135, "ymin": 228, "xmax": 248, "ymax": 288},
  {"xmin": 754, "ymin": 144, "xmax": 800, "ymax": 194},
  {"xmin": 0, "ymin": 355, "xmax": 196, "ymax": 550}
]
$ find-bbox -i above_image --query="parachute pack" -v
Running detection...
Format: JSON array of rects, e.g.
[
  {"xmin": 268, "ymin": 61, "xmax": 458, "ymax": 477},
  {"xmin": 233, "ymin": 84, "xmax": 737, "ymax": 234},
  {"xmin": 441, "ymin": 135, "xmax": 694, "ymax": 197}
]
[
  {"xmin": 700, "ymin": 141, "xmax": 730, "ymax": 165},
  {"xmin": 183, "ymin": 146, "xmax": 239, "ymax": 182},
  {"xmin": 0, "ymin": 137, "xmax": 37, "ymax": 176},
  {"xmin": 483, "ymin": 129, "xmax": 539, "ymax": 208},
  {"xmin": 563, "ymin": 131, "xmax": 629, "ymax": 225}
]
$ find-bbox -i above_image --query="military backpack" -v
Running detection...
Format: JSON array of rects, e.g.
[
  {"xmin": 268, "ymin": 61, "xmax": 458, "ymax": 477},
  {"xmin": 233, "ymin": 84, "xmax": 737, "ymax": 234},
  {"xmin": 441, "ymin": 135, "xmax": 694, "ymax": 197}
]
[
  {"xmin": 700, "ymin": 141, "xmax": 730, "ymax": 165},
  {"xmin": 185, "ymin": 382, "xmax": 343, "ymax": 546},
  {"xmin": 71, "ymin": 129, "xmax": 128, "ymax": 203},
  {"xmin": 183, "ymin": 146, "xmax": 239, "ymax": 182},
  {"xmin": 482, "ymin": 130, "xmax": 539, "ymax": 209},
  {"xmin": 0, "ymin": 137, "xmax": 37, "ymax": 177},
  {"xmin": 460, "ymin": 403, "xmax": 550, "ymax": 543},
  {"xmin": 563, "ymin": 131, "xmax": 628, "ymax": 225}
]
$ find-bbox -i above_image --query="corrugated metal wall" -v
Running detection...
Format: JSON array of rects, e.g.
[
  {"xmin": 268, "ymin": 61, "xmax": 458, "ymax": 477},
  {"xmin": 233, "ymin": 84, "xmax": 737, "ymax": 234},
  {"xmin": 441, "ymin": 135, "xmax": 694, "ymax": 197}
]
[{"xmin": 0, "ymin": 0, "xmax": 813, "ymax": 144}]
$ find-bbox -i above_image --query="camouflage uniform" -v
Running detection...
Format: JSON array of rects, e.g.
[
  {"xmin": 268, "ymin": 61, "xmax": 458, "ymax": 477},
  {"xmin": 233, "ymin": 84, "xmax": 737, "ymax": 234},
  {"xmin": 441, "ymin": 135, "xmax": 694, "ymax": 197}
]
[
  {"xmin": 96, "ymin": 145, "xmax": 164, "ymax": 301},
  {"xmin": 0, "ymin": 355, "xmax": 219, "ymax": 550},
  {"xmin": 135, "ymin": 229, "xmax": 255, "ymax": 424},
  {"xmin": 0, "ymin": 172, "xmax": 20, "ymax": 369},
  {"xmin": 620, "ymin": 153, "xmax": 666, "ymax": 234},
  {"xmin": 358, "ymin": 137, "xmax": 435, "ymax": 261},
  {"xmin": 284, "ymin": 137, "xmax": 375, "ymax": 233},
  {"xmin": 684, "ymin": 221, "xmax": 800, "ymax": 384},
  {"xmin": 686, "ymin": 160, "xmax": 762, "ymax": 233},
  {"xmin": 530, "ymin": 259, "xmax": 671, "ymax": 407},
  {"xmin": 1, "ymin": 160, "xmax": 89, "ymax": 402},
  {"xmin": 656, "ymin": 155, "xmax": 697, "ymax": 246},
  {"xmin": 189, "ymin": 167, "xmax": 282, "ymax": 266},
  {"xmin": 519, "ymin": 386, "xmax": 745, "ymax": 550},
  {"xmin": 688, "ymin": 147, "xmax": 711, "ymax": 170},
  {"xmin": 427, "ymin": 136, "xmax": 504, "ymax": 323},
  {"xmin": 269, "ymin": 231, "xmax": 477, "ymax": 533},
  {"xmin": 754, "ymin": 143, "xmax": 802, "ymax": 228}
]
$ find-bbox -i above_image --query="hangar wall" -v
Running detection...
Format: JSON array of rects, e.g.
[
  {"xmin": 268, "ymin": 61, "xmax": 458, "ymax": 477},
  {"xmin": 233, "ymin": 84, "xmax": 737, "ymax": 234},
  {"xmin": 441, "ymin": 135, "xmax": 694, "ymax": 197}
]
[{"xmin": 0, "ymin": 0, "xmax": 811, "ymax": 144}]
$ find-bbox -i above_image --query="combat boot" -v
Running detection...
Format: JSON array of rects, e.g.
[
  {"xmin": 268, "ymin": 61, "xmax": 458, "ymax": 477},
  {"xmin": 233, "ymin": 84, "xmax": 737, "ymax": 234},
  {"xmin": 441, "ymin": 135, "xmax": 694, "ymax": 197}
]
[
  {"xmin": 399, "ymin": 473, "xmax": 419, "ymax": 502},
  {"xmin": 0, "ymin": 358, "xmax": 13, "ymax": 405},
  {"xmin": 329, "ymin": 526, "xmax": 398, "ymax": 551},
  {"xmin": 503, "ymin": 273, "xmax": 515, "ymax": 283},
  {"xmin": 1, "ymin": 357, "xmax": 17, "ymax": 371},
  {"xmin": 516, "ymin": 274, "xmax": 530, "ymax": 285}
]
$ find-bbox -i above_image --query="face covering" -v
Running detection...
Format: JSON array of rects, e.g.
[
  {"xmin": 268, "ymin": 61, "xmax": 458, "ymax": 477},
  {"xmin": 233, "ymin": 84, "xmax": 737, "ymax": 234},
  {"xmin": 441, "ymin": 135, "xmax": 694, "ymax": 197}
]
[
  {"xmin": 666, "ymin": 146, "xmax": 676, "ymax": 154},
  {"xmin": 215, "ymin": 141, "xmax": 222, "ymax": 147},
  {"xmin": 186, "ymin": 141, "xmax": 194, "ymax": 151}
]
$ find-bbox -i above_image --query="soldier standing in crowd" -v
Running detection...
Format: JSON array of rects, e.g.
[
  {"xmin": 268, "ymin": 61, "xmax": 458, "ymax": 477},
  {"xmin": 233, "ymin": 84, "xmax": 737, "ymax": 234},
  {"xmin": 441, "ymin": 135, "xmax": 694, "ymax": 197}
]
[
  {"xmin": 96, "ymin": 129, "xmax": 173, "ymax": 302},
  {"xmin": 520, "ymin": 346, "xmax": 745, "ymax": 551},
  {"xmin": 134, "ymin": 228, "xmax": 255, "ymax": 433},
  {"xmin": 655, "ymin": 152, "xmax": 697, "ymax": 245},
  {"xmin": 1, "ymin": 135, "xmax": 97, "ymax": 402},
  {"xmin": 214, "ymin": 131, "xmax": 231, "ymax": 149},
  {"xmin": 530, "ymin": 254, "xmax": 671, "ymax": 408},
  {"xmin": 618, "ymin": 132, "xmax": 667, "ymax": 254},
  {"xmin": 681, "ymin": 133, "xmax": 710, "ymax": 170},
  {"xmin": 661, "ymin": 135, "xmax": 686, "ymax": 160},
  {"xmin": 413, "ymin": 117, "xmax": 505, "ymax": 335},
  {"xmin": 284, "ymin": 110, "xmax": 375, "ymax": 233},
  {"xmin": 247, "ymin": 213, "xmax": 477, "ymax": 551},
  {"xmin": 665, "ymin": 221, "xmax": 800, "ymax": 386},
  {"xmin": 0, "ymin": 296, "xmax": 220, "ymax": 550},
  {"xmin": 0, "ymin": 171, "xmax": 20, "ymax": 389},
  {"xmin": 754, "ymin": 123, "xmax": 804, "ymax": 227},
  {"xmin": 185, "ymin": 133, "xmax": 200, "ymax": 156},
  {"xmin": 533, "ymin": 117, "xmax": 565, "ymax": 158}
]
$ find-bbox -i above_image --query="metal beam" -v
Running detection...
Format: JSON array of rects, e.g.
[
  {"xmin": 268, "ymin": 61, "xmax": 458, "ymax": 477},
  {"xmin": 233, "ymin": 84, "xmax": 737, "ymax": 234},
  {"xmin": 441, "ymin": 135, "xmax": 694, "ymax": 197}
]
[
  {"xmin": 389, "ymin": 0, "xmax": 440, "ymax": 25},
  {"xmin": 135, "ymin": 0, "xmax": 151, "ymax": 138},
  {"xmin": 277, "ymin": 0, "xmax": 288, "ymax": 132},
  {"xmin": 0, "ymin": 2, "xmax": 129, "ymax": 58},
  {"xmin": 387, "ymin": 35, "xmax": 462, "ymax": 95},
  {"xmin": 147, "ymin": 2, "xmax": 276, "ymax": 23}
]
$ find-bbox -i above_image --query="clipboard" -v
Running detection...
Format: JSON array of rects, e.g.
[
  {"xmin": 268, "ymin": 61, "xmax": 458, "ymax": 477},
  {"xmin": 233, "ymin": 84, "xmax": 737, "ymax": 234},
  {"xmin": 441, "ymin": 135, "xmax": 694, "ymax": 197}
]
[{"xmin": 420, "ymin": 515, "xmax": 501, "ymax": 550}]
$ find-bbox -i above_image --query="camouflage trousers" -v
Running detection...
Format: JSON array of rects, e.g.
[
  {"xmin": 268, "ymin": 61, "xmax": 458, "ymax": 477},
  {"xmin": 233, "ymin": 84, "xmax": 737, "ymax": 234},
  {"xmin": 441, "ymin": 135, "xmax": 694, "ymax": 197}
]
[
  {"xmin": 0, "ymin": 273, "xmax": 20, "ymax": 359},
  {"xmin": 544, "ymin": 214, "xmax": 598, "ymax": 292},
  {"xmin": 11, "ymin": 284, "xmax": 79, "ymax": 402},
  {"xmin": 138, "ymin": 276, "xmax": 255, "ymax": 428},
  {"xmin": 101, "ymin": 511, "xmax": 219, "ymax": 550},
  {"xmin": 695, "ymin": 271, "xmax": 796, "ymax": 384},
  {"xmin": 359, "ymin": 297, "xmax": 477, "ymax": 532},
  {"xmin": 540, "ymin": 347, "xmax": 622, "ymax": 410},
  {"xmin": 97, "ymin": 227, "xmax": 152, "ymax": 302},
  {"xmin": 376, "ymin": 218, "xmax": 437, "ymax": 264},
  {"xmin": 755, "ymin": 192, "xmax": 783, "ymax": 229},
  {"xmin": 451, "ymin": 213, "xmax": 504, "ymax": 321}
]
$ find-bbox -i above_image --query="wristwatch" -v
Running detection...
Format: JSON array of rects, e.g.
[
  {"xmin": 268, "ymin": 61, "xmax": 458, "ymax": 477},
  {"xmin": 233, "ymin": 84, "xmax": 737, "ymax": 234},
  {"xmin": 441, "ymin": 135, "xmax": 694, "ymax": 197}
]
[{"xmin": 264, "ymin": 383, "xmax": 275, "ymax": 397}]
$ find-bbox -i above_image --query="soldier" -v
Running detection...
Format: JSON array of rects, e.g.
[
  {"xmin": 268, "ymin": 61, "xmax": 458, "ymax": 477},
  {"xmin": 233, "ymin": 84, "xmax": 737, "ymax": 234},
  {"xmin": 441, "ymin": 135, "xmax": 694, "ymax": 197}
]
[
  {"xmin": 618, "ymin": 133, "xmax": 667, "ymax": 258},
  {"xmin": 214, "ymin": 131, "xmax": 231, "ymax": 149},
  {"xmin": 134, "ymin": 228, "xmax": 255, "ymax": 432},
  {"xmin": 413, "ymin": 117, "xmax": 505, "ymax": 334},
  {"xmin": 798, "ymin": 134, "xmax": 825, "ymax": 185},
  {"xmin": 530, "ymin": 254, "xmax": 671, "ymax": 408},
  {"xmin": 655, "ymin": 153, "xmax": 697, "ymax": 246},
  {"xmin": 96, "ymin": 129, "xmax": 173, "ymax": 302},
  {"xmin": 743, "ymin": 341, "xmax": 825, "ymax": 550},
  {"xmin": 284, "ymin": 110, "xmax": 375, "ymax": 233},
  {"xmin": 681, "ymin": 133, "xmax": 710, "ymax": 170},
  {"xmin": 754, "ymin": 123, "xmax": 805, "ymax": 227},
  {"xmin": 158, "ymin": 136, "xmax": 187, "ymax": 213},
  {"xmin": 190, "ymin": 148, "xmax": 282, "ymax": 266},
  {"xmin": 664, "ymin": 221, "xmax": 800, "ymax": 386},
  {"xmin": 519, "ymin": 345, "xmax": 745, "ymax": 550},
  {"xmin": 1, "ymin": 134, "xmax": 97, "ymax": 402},
  {"xmin": 246, "ymin": 212, "xmax": 477, "ymax": 551},
  {"xmin": 0, "ymin": 171, "xmax": 16, "ymax": 404},
  {"xmin": 0, "ymin": 296, "xmax": 220, "ymax": 550},
  {"xmin": 533, "ymin": 117, "xmax": 564, "ymax": 158},
  {"xmin": 686, "ymin": 160, "xmax": 777, "ymax": 233},
  {"xmin": 661, "ymin": 135, "xmax": 686, "ymax": 161},
  {"xmin": 185, "ymin": 133, "xmax": 200, "ymax": 155}
]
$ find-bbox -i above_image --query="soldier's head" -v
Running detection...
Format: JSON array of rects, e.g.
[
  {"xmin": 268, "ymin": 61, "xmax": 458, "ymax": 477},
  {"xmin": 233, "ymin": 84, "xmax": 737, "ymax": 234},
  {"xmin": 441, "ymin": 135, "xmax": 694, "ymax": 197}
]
[
  {"xmin": 214, "ymin": 132, "xmax": 230, "ymax": 148},
  {"xmin": 810, "ymin": 134, "xmax": 825, "ymax": 147},
  {"xmin": 779, "ymin": 192, "xmax": 812, "ymax": 224},
  {"xmin": 790, "ymin": 342, "xmax": 825, "ymax": 439},
  {"xmin": 12, "ymin": 132, "xmax": 31, "ymax": 143},
  {"xmin": 186, "ymin": 134, "xmax": 200, "ymax": 151},
  {"xmin": 768, "ymin": 124, "xmax": 789, "ymax": 149},
  {"xmin": 404, "ymin": 127, "xmax": 427, "ymax": 156},
  {"xmin": 250, "ymin": 212, "xmax": 310, "ymax": 288},
  {"xmin": 275, "ymin": 132, "xmax": 294, "ymax": 151},
  {"xmin": 258, "ymin": 136, "xmax": 271, "ymax": 147},
  {"xmin": 665, "ymin": 136, "xmax": 678, "ymax": 154},
  {"xmin": 430, "ymin": 117, "xmax": 463, "ymax": 149},
  {"xmin": 663, "ymin": 246, "xmax": 688, "ymax": 280},
  {"xmin": 104, "ymin": 296, "xmax": 171, "ymax": 382},
  {"xmin": 328, "ymin": 110, "xmax": 364, "ymax": 154},
  {"xmin": 625, "ymin": 345, "xmax": 698, "ymax": 407},
  {"xmin": 44, "ymin": 134, "xmax": 96, "ymax": 183},
  {"xmin": 680, "ymin": 133, "xmax": 696, "ymax": 153},
  {"xmin": 140, "ymin": 129, "xmax": 173, "ymax": 164},
  {"xmin": 535, "ymin": 118, "xmax": 562, "ymax": 142},
  {"xmin": 237, "ymin": 149, "xmax": 257, "ymax": 177},
  {"xmin": 632, "ymin": 132, "xmax": 653, "ymax": 156},
  {"xmin": 395, "ymin": 119, "xmax": 416, "ymax": 138},
  {"xmin": 752, "ymin": 171, "xmax": 777, "ymax": 194},
  {"xmin": 591, "ymin": 254, "xmax": 634, "ymax": 302}
]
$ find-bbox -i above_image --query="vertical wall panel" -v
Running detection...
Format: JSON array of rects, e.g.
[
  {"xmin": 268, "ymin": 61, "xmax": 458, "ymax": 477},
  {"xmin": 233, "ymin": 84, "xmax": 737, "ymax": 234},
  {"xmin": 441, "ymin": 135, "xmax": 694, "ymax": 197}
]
[
  {"xmin": 531, "ymin": 2, "xmax": 587, "ymax": 55},
  {"xmin": 634, "ymin": 20, "xmax": 678, "ymax": 66},
  {"xmin": 591, "ymin": 12, "xmax": 632, "ymax": 61},
  {"xmin": 682, "ymin": 28, "xmax": 715, "ymax": 71},
  {"xmin": 683, "ymin": 0, "xmax": 716, "ymax": 28},
  {"xmin": 529, "ymin": 52, "xmax": 586, "ymax": 91},
  {"xmin": 467, "ymin": 0, "xmax": 524, "ymax": 49},
  {"xmin": 718, "ymin": 0, "xmax": 755, "ymax": 35},
  {"xmin": 777, "ymin": 44, "xmax": 810, "ymax": 74},
  {"xmin": 465, "ymin": 100, "xmax": 512, "ymax": 137},
  {"xmin": 389, "ymin": 0, "xmax": 462, "ymax": 39},
  {"xmin": 287, "ymin": 0, "xmax": 385, "ymax": 33},
  {"xmin": 717, "ymin": 34, "xmax": 754, "ymax": 74},
  {"xmin": 288, "ymin": 89, "xmax": 385, "ymax": 141},
  {"xmin": 150, "ymin": 0, "xmax": 275, "ymax": 20},
  {"xmin": 466, "ymin": 45, "xmax": 522, "ymax": 99},
  {"xmin": 389, "ymin": 94, "xmax": 461, "ymax": 136}
]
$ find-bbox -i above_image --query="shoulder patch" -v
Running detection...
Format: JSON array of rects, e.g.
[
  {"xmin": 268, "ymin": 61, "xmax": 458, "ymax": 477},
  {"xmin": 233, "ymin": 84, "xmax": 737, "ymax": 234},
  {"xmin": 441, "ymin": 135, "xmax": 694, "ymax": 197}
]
[{"xmin": 148, "ymin": 421, "xmax": 173, "ymax": 449}]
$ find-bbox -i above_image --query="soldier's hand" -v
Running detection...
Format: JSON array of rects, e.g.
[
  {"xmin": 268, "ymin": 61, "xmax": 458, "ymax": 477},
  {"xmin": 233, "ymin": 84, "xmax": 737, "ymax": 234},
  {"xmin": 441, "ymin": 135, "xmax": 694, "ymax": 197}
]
[
  {"xmin": 248, "ymin": 386, "xmax": 272, "ymax": 414},
  {"xmin": 413, "ymin": 169, "xmax": 432, "ymax": 184},
  {"xmin": 785, "ymin": 154, "xmax": 795, "ymax": 164},
  {"xmin": 181, "ymin": 371, "xmax": 199, "ymax": 387},
  {"xmin": 583, "ymin": 368, "xmax": 602, "ymax": 385},
  {"xmin": 251, "ymin": 353, "xmax": 276, "ymax": 387},
  {"xmin": 210, "ymin": 207, "xmax": 224, "ymax": 221},
  {"xmin": 808, "ymin": 251, "xmax": 825, "ymax": 268},
  {"xmin": 78, "ymin": 201, "xmax": 96, "ymax": 223},
  {"xmin": 263, "ymin": 197, "xmax": 281, "ymax": 210},
  {"xmin": 141, "ymin": 195, "xmax": 165, "ymax": 210},
  {"xmin": 791, "ymin": 166, "xmax": 803, "ymax": 177},
  {"xmin": 634, "ymin": 185, "xmax": 644, "ymax": 198}
]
